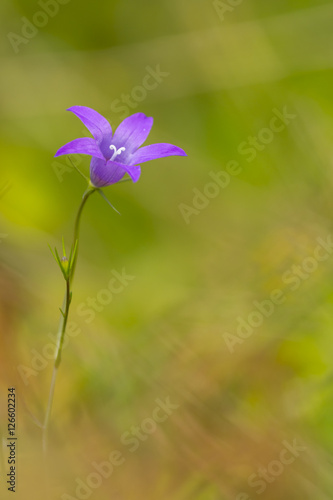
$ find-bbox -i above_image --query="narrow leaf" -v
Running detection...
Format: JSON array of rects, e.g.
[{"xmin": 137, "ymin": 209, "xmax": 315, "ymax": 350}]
[
  {"xmin": 97, "ymin": 189, "xmax": 121, "ymax": 215},
  {"xmin": 68, "ymin": 155, "xmax": 89, "ymax": 182}
]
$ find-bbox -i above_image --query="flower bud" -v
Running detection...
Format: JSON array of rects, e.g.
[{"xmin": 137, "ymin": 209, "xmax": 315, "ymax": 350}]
[{"xmin": 61, "ymin": 256, "xmax": 69, "ymax": 274}]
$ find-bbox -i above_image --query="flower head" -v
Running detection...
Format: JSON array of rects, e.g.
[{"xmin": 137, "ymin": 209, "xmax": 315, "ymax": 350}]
[{"xmin": 55, "ymin": 106, "xmax": 187, "ymax": 187}]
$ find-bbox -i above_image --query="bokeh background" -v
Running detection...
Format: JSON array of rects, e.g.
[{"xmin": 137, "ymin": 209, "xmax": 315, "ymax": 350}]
[{"xmin": 1, "ymin": 0, "xmax": 333, "ymax": 498}]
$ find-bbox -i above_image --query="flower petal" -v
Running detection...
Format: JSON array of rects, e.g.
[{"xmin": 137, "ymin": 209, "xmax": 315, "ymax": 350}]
[
  {"xmin": 54, "ymin": 137, "xmax": 104, "ymax": 159},
  {"xmin": 68, "ymin": 106, "xmax": 112, "ymax": 158},
  {"xmin": 132, "ymin": 143, "xmax": 187, "ymax": 164},
  {"xmin": 112, "ymin": 113, "xmax": 153, "ymax": 154},
  {"xmin": 90, "ymin": 157, "xmax": 141, "ymax": 187}
]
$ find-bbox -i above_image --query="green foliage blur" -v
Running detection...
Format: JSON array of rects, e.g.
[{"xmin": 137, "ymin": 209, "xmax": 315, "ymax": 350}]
[{"xmin": 1, "ymin": 0, "xmax": 333, "ymax": 498}]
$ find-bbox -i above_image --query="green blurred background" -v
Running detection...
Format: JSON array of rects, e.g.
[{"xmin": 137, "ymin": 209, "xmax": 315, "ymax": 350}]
[{"xmin": 1, "ymin": 0, "xmax": 333, "ymax": 498}]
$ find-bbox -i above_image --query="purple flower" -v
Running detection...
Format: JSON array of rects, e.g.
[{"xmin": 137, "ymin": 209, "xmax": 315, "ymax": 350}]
[{"xmin": 55, "ymin": 106, "xmax": 187, "ymax": 187}]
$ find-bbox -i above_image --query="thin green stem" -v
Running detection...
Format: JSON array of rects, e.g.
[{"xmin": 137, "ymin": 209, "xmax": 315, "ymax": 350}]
[
  {"xmin": 42, "ymin": 280, "xmax": 70, "ymax": 454},
  {"xmin": 42, "ymin": 186, "xmax": 96, "ymax": 454},
  {"xmin": 71, "ymin": 187, "xmax": 96, "ymax": 283},
  {"xmin": 55, "ymin": 279, "xmax": 71, "ymax": 369}
]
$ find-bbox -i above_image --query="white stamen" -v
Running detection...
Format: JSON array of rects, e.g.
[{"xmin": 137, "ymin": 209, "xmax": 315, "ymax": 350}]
[{"xmin": 109, "ymin": 145, "xmax": 126, "ymax": 161}]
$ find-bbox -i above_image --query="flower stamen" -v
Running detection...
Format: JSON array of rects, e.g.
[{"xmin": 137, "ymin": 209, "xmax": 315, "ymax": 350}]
[{"xmin": 109, "ymin": 145, "xmax": 126, "ymax": 162}]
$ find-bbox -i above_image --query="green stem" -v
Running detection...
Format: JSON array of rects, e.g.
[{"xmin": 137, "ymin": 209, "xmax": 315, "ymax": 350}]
[
  {"xmin": 42, "ymin": 279, "xmax": 70, "ymax": 454},
  {"xmin": 71, "ymin": 187, "xmax": 96, "ymax": 283},
  {"xmin": 54, "ymin": 279, "xmax": 71, "ymax": 369},
  {"xmin": 42, "ymin": 186, "xmax": 96, "ymax": 454}
]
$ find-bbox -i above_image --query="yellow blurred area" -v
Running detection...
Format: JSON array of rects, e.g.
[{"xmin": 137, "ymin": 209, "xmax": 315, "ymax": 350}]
[{"xmin": 1, "ymin": 0, "xmax": 333, "ymax": 498}]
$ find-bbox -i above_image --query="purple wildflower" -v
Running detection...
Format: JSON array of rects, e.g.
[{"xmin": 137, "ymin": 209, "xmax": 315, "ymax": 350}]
[{"xmin": 55, "ymin": 106, "xmax": 187, "ymax": 187}]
